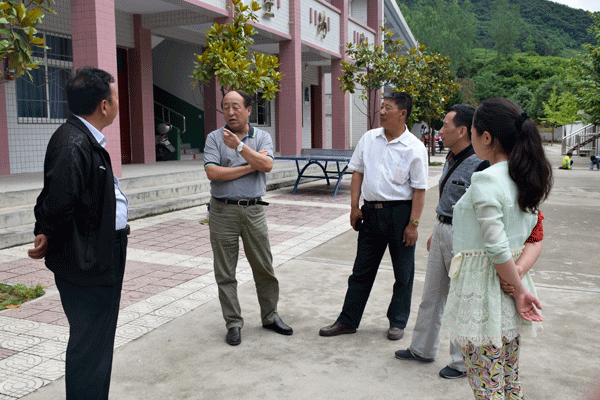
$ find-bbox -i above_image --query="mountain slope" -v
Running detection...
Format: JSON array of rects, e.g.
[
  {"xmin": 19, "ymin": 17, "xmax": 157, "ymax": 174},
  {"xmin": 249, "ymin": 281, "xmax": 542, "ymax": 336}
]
[{"xmin": 398, "ymin": 0, "xmax": 596, "ymax": 53}]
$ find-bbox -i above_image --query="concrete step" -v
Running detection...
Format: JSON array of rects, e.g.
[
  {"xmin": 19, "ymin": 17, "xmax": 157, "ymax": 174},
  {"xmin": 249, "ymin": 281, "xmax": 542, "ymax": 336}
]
[
  {"xmin": 0, "ymin": 205, "xmax": 35, "ymax": 229},
  {"xmin": 0, "ymin": 224, "xmax": 33, "ymax": 250},
  {"xmin": 1, "ymin": 175, "xmax": 316, "ymax": 248},
  {"xmin": 118, "ymin": 169, "xmax": 206, "ymax": 192},
  {"xmin": 0, "ymin": 188, "xmax": 41, "ymax": 209},
  {"xmin": 0, "ymin": 162, "xmax": 322, "ymax": 249}
]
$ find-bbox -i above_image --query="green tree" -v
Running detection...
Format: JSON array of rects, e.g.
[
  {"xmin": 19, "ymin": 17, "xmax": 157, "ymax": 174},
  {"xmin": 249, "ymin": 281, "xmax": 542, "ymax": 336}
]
[
  {"xmin": 575, "ymin": 14, "xmax": 600, "ymax": 126},
  {"xmin": 339, "ymin": 27, "xmax": 409, "ymax": 129},
  {"xmin": 489, "ymin": 0, "xmax": 521, "ymax": 59},
  {"xmin": 399, "ymin": 0, "xmax": 477, "ymax": 76},
  {"xmin": 0, "ymin": 0, "xmax": 54, "ymax": 83},
  {"xmin": 510, "ymin": 85, "xmax": 534, "ymax": 116},
  {"xmin": 192, "ymin": 0, "xmax": 281, "ymax": 105},
  {"xmin": 531, "ymin": 75, "xmax": 563, "ymax": 121},
  {"xmin": 543, "ymin": 86, "xmax": 580, "ymax": 143},
  {"xmin": 524, "ymin": 34, "xmax": 536, "ymax": 54},
  {"xmin": 393, "ymin": 45, "xmax": 460, "ymax": 157},
  {"xmin": 339, "ymin": 30, "xmax": 459, "ymax": 141}
]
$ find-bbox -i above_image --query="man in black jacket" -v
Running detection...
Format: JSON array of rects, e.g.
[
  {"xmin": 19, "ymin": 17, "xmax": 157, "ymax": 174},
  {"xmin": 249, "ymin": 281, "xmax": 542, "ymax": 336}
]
[{"xmin": 28, "ymin": 67, "xmax": 127, "ymax": 400}]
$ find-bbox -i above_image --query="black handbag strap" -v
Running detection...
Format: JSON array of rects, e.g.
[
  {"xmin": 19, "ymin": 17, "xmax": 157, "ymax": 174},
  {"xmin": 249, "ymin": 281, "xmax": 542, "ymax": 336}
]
[{"xmin": 439, "ymin": 147, "xmax": 475, "ymax": 198}]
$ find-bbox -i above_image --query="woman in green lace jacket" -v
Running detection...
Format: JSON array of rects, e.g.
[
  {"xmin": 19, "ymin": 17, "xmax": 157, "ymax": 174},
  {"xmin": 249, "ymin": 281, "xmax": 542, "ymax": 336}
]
[{"xmin": 443, "ymin": 98, "xmax": 553, "ymax": 399}]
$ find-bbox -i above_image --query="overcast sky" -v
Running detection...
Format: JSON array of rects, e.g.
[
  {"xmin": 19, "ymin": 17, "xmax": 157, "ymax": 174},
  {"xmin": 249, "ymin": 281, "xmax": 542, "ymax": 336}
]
[{"xmin": 549, "ymin": 0, "xmax": 600, "ymax": 12}]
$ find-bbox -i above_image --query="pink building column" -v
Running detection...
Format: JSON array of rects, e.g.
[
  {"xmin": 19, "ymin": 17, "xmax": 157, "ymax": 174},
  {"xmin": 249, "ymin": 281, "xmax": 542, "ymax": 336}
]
[
  {"xmin": 130, "ymin": 14, "xmax": 155, "ymax": 164},
  {"xmin": 331, "ymin": 0, "xmax": 349, "ymax": 149},
  {"xmin": 368, "ymin": 0, "xmax": 383, "ymax": 129},
  {"xmin": 277, "ymin": 0, "xmax": 302, "ymax": 156},
  {"xmin": 71, "ymin": 0, "xmax": 121, "ymax": 175},
  {"xmin": 0, "ymin": 73, "xmax": 10, "ymax": 175}
]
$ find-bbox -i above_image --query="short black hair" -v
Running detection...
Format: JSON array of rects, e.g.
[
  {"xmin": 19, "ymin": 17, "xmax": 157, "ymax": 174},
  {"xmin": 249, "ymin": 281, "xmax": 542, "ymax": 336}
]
[
  {"xmin": 567, "ymin": 151, "xmax": 573, "ymax": 157},
  {"xmin": 448, "ymin": 104, "xmax": 476, "ymax": 138},
  {"xmin": 383, "ymin": 91, "xmax": 412, "ymax": 120},
  {"xmin": 66, "ymin": 67, "xmax": 115, "ymax": 116}
]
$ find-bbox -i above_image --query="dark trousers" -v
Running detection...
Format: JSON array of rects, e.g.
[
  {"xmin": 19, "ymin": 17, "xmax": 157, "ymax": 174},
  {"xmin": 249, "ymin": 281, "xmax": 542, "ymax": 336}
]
[
  {"xmin": 55, "ymin": 231, "xmax": 127, "ymax": 400},
  {"xmin": 337, "ymin": 203, "xmax": 415, "ymax": 329}
]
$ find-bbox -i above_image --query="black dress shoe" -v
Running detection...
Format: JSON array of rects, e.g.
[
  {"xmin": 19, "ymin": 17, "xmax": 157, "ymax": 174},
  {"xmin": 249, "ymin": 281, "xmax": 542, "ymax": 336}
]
[
  {"xmin": 263, "ymin": 316, "xmax": 293, "ymax": 335},
  {"xmin": 226, "ymin": 327, "xmax": 241, "ymax": 346},
  {"xmin": 319, "ymin": 321, "xmax": 356, "ymax": 337}
]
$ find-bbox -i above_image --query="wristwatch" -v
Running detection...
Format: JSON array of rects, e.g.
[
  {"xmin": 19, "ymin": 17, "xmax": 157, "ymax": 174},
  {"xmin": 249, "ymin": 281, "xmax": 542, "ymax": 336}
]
[
  {"xmin": 410, "ymin": 219, "xmax": 419, "ymax": 226},
  {"xmin": 236, "ymin": 142, "xmax": 244, "ymax": 153}
]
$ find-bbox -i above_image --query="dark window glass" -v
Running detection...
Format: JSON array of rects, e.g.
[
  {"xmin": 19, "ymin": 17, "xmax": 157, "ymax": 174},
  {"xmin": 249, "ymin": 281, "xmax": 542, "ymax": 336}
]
[
  {"xmin": 16, "ymin": 33, "xmax": 73, "ymax": 121},
  {"xmin": 17, "ymin": 68, "xmax": 47, "ymax": 118}
]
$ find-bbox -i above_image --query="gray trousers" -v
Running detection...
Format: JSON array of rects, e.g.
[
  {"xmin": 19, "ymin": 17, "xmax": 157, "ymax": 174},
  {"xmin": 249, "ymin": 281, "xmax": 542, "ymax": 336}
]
[
  {"xmin": 409, "ymin": 220, "xmax": 465, "ymax": 372},
  {"xmin": 209, "ymin": 198, "xmax": 279, "ymax": 329}
]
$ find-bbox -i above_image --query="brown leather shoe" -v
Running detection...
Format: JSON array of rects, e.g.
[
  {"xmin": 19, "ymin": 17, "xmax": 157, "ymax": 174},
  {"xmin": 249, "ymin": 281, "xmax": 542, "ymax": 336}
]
[
  {"xmin": 387, "ymin": 327, "xmax": 404, "ymax": 341},
  {"xmin": 319, "ymin": 321, "xmax": 356, "ymax": 337}
]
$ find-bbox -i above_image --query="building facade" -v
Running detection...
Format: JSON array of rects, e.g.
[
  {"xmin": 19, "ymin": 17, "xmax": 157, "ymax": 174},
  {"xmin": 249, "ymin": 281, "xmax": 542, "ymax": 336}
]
[{"xmin": 0, "ymin": 0, "xmax": 416, "ymax": 176}]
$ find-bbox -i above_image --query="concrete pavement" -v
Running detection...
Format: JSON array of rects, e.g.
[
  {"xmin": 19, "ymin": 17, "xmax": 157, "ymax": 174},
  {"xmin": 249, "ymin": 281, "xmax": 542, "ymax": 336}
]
[{"xmin": 1, "ymin": 145, "xmax": 598, "ymax": 399}]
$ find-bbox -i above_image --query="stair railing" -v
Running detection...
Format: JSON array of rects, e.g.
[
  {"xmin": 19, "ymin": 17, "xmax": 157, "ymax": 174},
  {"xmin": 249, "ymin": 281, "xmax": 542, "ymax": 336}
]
[
  {"xmin": 561, "ymin": 124, "xmax": 598, "ymax": 155},
  {"xmin": 155, "ymin": 102, "xmax": 187, "ymax": 135}
]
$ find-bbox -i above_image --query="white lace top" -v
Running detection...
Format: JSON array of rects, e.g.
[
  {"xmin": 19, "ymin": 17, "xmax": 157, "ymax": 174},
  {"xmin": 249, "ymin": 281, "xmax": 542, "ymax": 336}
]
[{"xmin": 443, "ymin": 161, "xmax": 541, "ymax": 346}]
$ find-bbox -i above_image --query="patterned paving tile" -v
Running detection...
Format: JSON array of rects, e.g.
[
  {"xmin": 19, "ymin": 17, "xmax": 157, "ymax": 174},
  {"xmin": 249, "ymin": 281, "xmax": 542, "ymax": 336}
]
[
  {"xmin": 0, "ymin": 318, "xmax": 40, "ymax": 335},
  {"xmin": 23, "ymin": 340, "xmax": 66, "ymax": 359},
  {"xmin": 0, "ymin": 335, "xmax": 41, "ymax": 352},
  {"xmin": 26, "ymin": 359, "xmax": 65, "ymax": 381},
  {"xmin": 0, "ymin": 349, "xmax": 17, "ymax": 362},
  {"xmin": 0, "ymin": 372, "xmax": 49, "ymax": 398},
  {"xmin": 0, "ymin": 185, "xmax": 356, "ymax": 398},
  {"xmin": 0, "ymin": 354, "xmax": 47, "ymax": 374},
  {"xmin": 127, "ymin": 314, "xmax": 171, "ymax": 330}
]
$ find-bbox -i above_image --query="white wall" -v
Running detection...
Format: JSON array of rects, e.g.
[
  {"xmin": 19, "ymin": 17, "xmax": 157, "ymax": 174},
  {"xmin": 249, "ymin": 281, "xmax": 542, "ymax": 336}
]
[
  {"xmin": 7, "ymin": 0, "xmax": 72, "ymax": 173},
  {"xmin": 253, "ymin": 0, "xmax": 289, "ymax": 37},
  {"xmin": 116, "ymin": 10, "xmax": 135, "ymax": 49},
  {"xmin": 302, "ymin": 65, "xmax": 320, "ymax": 149},
  {"xmin": 301, "ymin": 0, "xmax": 341, "ymax": 55},
  {"xmin": 350, "ymin": 91, "xmax": 369, "ymax": 148},
  {"xmin": 152, "ymin": 39, "xmax": 204, "ymax": 109},
  {"xmin": 350, "ymin": 0, "xmax": 368, "ymax": 24}
]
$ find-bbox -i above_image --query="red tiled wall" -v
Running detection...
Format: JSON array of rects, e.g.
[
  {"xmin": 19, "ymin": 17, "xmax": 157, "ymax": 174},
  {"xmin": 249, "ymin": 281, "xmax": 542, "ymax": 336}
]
[{"xmin": 130, "ymin": 14, "xmax": 156, "ymax": 164}]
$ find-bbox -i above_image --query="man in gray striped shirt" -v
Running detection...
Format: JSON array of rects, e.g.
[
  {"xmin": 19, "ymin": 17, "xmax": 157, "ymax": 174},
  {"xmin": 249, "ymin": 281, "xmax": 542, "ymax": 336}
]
[{"xmin": 204, "ymin": 90, "xmax": 293, "ymax": 346}]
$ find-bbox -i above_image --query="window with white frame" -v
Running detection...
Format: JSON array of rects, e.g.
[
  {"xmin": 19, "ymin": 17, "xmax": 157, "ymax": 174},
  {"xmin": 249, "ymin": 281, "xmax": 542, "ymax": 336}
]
[
  {"xmin": 249, "ymin": 92, "xmax": 271, "ymax": 126},
  {"xmin": 16, "ymin": 32, "xmax": 73, "ymax": 123}
]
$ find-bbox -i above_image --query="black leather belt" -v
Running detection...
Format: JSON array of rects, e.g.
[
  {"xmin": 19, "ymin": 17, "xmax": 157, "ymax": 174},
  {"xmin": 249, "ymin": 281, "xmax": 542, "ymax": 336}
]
[
  {"xmin": 214, "ymin": 197, "xmax": 269, "ymax": 206},
  {"xmin": 363, "ymin": 200, "xmax": 412, "ymax": 209},
  {"xmin": 116, "ymin": 224, "xmax": 130, "ymax": 238},
  {"xmin": 437, "ymin": 215, "xmax": 453, "ymax": 225}
]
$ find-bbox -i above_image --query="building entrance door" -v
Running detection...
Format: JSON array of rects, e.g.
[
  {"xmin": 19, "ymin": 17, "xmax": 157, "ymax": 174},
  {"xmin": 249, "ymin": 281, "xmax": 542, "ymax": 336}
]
[{"xmin": 117, "ymin": 48, "xmax": 132, "ymax": 164}]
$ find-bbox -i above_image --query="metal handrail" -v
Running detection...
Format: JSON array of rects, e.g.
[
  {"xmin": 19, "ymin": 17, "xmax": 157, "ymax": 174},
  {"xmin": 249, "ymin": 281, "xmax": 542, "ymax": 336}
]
[
  {"xmin": 561, "ymin": 124, "xmax": 598, "ymax": 155},
  {"xmin": 155, "ymin": 102, "xmax": 186, "ymax": 135}
]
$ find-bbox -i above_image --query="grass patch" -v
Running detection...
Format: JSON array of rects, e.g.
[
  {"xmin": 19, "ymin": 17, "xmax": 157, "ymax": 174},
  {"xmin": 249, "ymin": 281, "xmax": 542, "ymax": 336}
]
[
  {"xmin": 429, "ymin": 161, "xmax": 443, "ymax": 166},
  {"xmin": 0, "ymin": 283, "xmax": 45, "ymax": 310}
]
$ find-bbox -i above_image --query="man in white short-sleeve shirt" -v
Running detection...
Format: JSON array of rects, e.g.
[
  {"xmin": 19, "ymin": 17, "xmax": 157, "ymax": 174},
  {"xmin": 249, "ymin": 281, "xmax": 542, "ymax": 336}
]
[{"xmin": 320, "ymin": 91, "xmax": 428, "ymax": 341}]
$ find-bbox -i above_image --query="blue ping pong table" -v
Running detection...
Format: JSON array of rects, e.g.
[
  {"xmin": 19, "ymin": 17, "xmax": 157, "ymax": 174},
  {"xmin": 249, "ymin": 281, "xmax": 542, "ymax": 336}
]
[{"xmin": 276, "ymin": 149, "xmax": 354, "ymax": 197}]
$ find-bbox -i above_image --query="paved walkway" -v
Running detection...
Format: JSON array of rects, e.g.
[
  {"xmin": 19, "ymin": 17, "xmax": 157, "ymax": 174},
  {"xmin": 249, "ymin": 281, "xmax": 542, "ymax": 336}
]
[
  {"xmin": 0, "ymin": 155, "xmax": 442, "ymax": 399},
  {"xmin": 0, "ymin": 146, "xmax": 599, "ymax": 399}
]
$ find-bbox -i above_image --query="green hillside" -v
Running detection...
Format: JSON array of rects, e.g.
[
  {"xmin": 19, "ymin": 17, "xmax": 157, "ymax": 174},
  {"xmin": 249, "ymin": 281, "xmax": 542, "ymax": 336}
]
[{"xmin": 398, "ymin": 0, "xmax": 596, "ymax": 55}]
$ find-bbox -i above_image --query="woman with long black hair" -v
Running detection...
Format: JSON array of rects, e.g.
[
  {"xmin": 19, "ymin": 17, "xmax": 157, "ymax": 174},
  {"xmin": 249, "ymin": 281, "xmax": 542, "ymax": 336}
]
[{"xmin": 443, "ymin": 98, "xmax": 553, "ymax": 399}]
